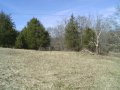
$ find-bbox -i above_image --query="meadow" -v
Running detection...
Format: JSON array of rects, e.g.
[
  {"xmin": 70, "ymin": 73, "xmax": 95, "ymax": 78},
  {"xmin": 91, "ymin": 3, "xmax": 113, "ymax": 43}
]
[{"xmin": 0, "ymin": 48, "xmax": 120, "ymax": 90}]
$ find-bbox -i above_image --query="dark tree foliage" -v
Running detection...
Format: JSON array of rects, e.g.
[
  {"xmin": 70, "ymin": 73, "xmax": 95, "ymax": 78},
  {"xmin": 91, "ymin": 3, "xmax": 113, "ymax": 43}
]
[
  {"xmin": 0, "ymin": 11, "xmax": 18, "ymax": 47},
  {"xmin": 15, "ymin": 18, "xmax": 50, "ymax": 50},
  {"xmin": 15, "ymin": 31, "xmax": 27, "ymax": 49},
  {"xmin": 83, "ymin": 28, "xmax": 96, "ymax": 52},
  {"xmin": 65, "ymin": 15, "xmax": 81, "ymax": 51}
]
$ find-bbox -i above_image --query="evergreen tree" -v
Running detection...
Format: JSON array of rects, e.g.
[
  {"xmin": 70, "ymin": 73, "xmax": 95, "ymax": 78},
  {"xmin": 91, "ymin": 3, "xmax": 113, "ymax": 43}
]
[
  {"xmin": 15, "ymin": 31, "xmax": 27, "ymax": 49},
  {"xmin": 83, "ymin": 28, "xmax": 96, "ymax": 51},
  {"xmin": 0, "ymin": 11, "xmax": 18, "ymax": 47},
  {"xmin": 15, "ymin": 18, "xmax": 50, "ymax": 50},
  {"xmin": 65, "ymin": 15, "xmax": 81, "ymax": 51}
]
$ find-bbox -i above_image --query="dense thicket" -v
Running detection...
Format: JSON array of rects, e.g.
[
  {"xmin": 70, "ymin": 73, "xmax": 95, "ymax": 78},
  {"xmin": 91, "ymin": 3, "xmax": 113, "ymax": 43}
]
[
  {"xmin": 15, "ymin": 18, "xmax": 50, "ymax": 50},
  {"xmin": 0, "ymin": 12, "xmax": 18, "ymax": 47},
  {"xmin": 48, "ymin": 14, "xmax": 120, "ymax": 54}
]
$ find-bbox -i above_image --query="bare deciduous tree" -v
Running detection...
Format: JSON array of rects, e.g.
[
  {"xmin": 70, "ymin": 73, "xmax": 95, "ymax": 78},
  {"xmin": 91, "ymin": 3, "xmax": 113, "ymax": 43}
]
[
  {"xmin": 47, "ymin": 22, "xmax": 66, "ymax": 51},
  {"xmin": 77, "ymin": 15, "xmax": 93, "ymax": 47},
  {"xmin": 94, "ymin": 15, "xmax": 105, "ymax": 54}
]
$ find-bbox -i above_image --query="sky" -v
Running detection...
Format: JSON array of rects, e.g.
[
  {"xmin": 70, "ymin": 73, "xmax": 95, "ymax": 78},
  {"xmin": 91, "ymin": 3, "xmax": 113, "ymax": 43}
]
[{"xmin": 0, "ymin": 0, "xmax": 119, "ymax": 31}]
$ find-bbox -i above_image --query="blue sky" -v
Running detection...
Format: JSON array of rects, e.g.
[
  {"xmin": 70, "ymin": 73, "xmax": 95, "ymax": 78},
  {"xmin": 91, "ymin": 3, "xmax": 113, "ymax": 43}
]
[{"xmin": 0, "ymin": 0, "xmax": 119, "ymax": 31}]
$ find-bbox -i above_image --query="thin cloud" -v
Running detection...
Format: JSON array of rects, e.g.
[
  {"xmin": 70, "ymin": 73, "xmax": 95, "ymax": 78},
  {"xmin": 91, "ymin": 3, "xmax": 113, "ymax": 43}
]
[
  {"xmin": 100, "ymin": 7, "xmax": 116, "ymax": 17},
  {"xmin": 41, "ymin": 7, "xmax": 116, "ymax": 28}
]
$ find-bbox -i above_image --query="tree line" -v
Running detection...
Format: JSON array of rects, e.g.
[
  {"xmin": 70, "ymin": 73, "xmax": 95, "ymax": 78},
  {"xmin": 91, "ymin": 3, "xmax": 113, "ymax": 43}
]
[{"xmin": 0, "ymin": 10, "xmax": 120, "ymax": 54}]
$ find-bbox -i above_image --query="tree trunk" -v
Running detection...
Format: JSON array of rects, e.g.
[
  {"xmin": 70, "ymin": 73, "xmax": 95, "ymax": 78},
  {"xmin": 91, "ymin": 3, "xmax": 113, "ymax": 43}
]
[
  {"xmin": 96, "ymin": 44, "xmax": 99, "ymax": 54},
  {"xmin": 96, "ymin": 36, "xmax": 99, "ymax": 54}
]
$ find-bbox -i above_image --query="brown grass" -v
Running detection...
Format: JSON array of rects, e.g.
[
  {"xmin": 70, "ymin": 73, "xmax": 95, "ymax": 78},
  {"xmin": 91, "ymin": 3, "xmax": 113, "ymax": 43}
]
[{"xmin": 0, "ymin": 48, "xmax": 120, "ymax": 90}]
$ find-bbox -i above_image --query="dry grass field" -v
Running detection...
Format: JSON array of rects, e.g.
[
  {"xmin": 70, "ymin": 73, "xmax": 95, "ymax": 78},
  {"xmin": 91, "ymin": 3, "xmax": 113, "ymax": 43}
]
[{"xmin": 0, "ymin": 48, "xmax": 120, "ymax": 90}]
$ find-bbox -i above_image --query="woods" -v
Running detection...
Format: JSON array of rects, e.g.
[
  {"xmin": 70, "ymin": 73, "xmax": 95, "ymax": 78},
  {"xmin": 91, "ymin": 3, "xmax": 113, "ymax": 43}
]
[{"xmin": 0, "ymin": 9, "xmax": 120, "ymax": 54}]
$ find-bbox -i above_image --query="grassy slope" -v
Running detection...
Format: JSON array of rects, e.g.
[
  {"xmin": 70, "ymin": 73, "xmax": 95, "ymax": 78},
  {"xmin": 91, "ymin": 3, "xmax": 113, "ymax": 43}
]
[{"xmin": 0, "ymin": 48, "xmax": 120, "ymax": 90}]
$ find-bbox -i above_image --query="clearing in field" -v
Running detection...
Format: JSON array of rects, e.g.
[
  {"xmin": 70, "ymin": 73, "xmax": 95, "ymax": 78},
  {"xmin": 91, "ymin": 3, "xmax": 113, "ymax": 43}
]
[{"xmin": 0, "ymin": 48, "xmax": 120, "ymax": 90}]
